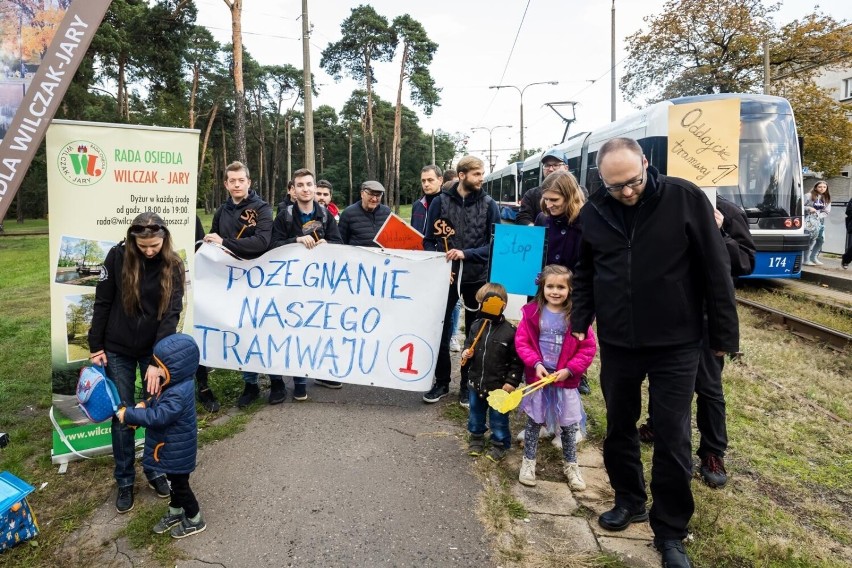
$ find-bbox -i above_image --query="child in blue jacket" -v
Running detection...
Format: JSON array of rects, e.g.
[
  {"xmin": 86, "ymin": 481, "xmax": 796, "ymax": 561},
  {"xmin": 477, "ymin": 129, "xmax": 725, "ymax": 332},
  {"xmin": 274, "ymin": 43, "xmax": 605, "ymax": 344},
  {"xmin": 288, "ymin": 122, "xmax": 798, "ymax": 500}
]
[{"xmin": 118, "ymin": 333, "xmax": 204, "ymax": 539}]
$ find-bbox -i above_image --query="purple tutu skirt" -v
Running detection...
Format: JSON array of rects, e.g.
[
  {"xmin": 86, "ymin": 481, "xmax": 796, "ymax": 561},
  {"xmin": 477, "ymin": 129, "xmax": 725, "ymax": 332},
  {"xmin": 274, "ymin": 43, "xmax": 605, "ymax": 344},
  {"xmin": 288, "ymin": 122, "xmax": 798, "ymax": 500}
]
[{"xmin": 520, "ymin": 384, "xmax": 583, "ymax": 432}]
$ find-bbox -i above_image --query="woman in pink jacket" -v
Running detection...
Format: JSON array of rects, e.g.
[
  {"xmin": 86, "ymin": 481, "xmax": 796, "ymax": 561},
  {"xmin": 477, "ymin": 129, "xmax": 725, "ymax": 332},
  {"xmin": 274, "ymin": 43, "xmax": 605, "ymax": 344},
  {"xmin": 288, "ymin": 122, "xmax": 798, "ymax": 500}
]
[{"xmin": 514, "ymin": 265, "xmax": 597, "ymax": 490}]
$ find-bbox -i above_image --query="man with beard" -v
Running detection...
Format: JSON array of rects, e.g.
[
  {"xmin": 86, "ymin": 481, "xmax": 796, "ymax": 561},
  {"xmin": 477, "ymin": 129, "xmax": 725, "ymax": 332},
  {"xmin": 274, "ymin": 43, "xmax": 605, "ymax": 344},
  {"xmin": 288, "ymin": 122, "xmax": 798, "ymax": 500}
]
[
  {"xmin": 315, "ymin": 179, "xmax": 340, "ymax": 222},
  {"xmin": 422, "ymin": 156, "xmax": 501, "ymax": 405},
  {"xmin": 570, "ymin": 137, "xmax": 738, "ymax": 568}
]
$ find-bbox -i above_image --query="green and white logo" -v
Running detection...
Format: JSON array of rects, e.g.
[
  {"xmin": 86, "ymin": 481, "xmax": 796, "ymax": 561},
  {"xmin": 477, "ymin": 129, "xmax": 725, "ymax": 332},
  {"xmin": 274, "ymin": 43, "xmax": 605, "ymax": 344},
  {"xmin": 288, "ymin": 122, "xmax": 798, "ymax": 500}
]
[{"xmin": 57, "ymin": 140, "xmax": 108, "ymax": 186}]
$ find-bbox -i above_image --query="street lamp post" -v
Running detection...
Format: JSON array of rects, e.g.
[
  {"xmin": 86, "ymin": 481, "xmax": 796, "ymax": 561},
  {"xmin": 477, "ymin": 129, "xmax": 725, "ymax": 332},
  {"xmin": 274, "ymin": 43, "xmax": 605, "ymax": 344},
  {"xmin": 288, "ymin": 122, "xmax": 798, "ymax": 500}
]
[
  {"xmin": 489, "ymin": 81, "xmax": 558, "ymax": 160},
  {"xmin": 471, "ymin": 125, "xmax": 512, "ymax": 172}
]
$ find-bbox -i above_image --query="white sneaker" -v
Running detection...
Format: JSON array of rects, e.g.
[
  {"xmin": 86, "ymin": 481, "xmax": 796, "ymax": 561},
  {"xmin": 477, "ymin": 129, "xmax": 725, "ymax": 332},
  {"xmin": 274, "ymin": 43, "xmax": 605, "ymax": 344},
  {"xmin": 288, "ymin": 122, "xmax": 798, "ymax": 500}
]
[
  {"xmin": 519, "ymin": 458, "xmax": 537, "ymax": 486},
  {"xmin": 563, "ymin": 462, "xmax": 586, "ymax": 491},
  {"xmin": 803, "ymin": 260, "xmax": 816, "ymax": 266},
  {"xmin": 813, "ymin": 259, "xmax": 824, "ymax": 265},
  {"xmin": 551, "ymin": 436, "xmax": 562, "ymax": 449},
  {"xmin": 449, "ymin": 338, "xmax": 461, "ymax": 352}
]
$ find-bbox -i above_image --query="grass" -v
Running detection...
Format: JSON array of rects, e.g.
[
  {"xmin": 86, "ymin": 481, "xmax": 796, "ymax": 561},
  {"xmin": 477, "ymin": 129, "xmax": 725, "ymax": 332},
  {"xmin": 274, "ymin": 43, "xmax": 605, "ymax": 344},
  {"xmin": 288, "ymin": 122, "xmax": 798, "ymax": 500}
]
[
  {"xmin": 504, "ymin": 306, "xmax": 852, "ymax": 567},
  {"xmin": 0, "ymin": 217, "xmax": 48, "ymax": 233},
  {"xmin": 3, "ymin": 219, "xmax": 851, "ymax": 566},
  {"xmin": 737, "ymin": 285, "xmax": 852, "ymax": 335},
  {"xmin": 0, "ymin": 231, "xmax": 257, "ymax": 568}
]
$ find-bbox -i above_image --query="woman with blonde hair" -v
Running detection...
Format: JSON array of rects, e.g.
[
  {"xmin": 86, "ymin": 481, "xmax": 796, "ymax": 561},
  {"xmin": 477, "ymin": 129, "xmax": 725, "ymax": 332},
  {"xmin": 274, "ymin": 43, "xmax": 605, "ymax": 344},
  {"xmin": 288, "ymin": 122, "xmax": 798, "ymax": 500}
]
[
  {"xmin": 535, "ymin": 170, "xmax": 586, "ymax": 268},
  {"xmin": 88, "ymin": 211, "xmax": 185, "ymax": 514},
  {"xmin": 534, "ymin": 170, "xmax": 589, "ymax": 395}
]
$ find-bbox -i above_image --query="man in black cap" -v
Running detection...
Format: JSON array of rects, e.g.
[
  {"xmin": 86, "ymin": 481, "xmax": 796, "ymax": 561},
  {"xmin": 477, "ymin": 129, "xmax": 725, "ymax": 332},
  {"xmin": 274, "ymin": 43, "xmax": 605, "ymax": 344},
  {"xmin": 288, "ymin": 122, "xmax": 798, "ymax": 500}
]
[
  {"xmin": 338, "ymin": 180, "xmax": 392, "ymax": 247},
  {"xmin": 515, "ymin": 148, "xmax": 569, "ymax": 226}
]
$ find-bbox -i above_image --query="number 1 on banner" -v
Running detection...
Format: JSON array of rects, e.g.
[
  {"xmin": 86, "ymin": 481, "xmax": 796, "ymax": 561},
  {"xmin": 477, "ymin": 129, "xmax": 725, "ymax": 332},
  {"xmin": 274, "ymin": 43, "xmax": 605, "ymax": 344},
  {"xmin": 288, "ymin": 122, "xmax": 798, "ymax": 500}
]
[
  {"xmin": 399, "ymin": 343, "xmax": 419, "ymax": 374},
  {"xmin": 387, "ymin": 335, "xmax": 434, "ymax": 383}
]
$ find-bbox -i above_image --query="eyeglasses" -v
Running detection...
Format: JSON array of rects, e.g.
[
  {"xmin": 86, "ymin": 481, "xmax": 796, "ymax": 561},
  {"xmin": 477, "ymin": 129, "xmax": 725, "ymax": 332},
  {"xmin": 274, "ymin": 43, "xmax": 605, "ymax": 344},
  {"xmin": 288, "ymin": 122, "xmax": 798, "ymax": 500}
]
[
  {"xmin": 130, "ymin": 223, "xmax": 167, "ymax": 235},
  {"xmin": 602, "ymin": 165, "xmax": 646, "ymax": 195},
  {"xmin": 542, "ymin": 162, "xmax": 564, "ymax": 170},
  {"xmin": 362, "ymin": 190, "xmax": 383, "ymax": 198}
]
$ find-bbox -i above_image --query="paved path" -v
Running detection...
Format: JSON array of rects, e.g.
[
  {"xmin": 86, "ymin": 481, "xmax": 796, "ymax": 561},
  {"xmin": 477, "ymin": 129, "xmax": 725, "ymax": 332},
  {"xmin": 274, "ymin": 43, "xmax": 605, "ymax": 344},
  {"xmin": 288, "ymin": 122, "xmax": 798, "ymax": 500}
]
[
  {"xmin": 179, "ymin": 384, "xmax": 489, "ymax": 567},
  {"xmin": 58, "ymin": 380, "xmax": 665, "ymax": 567}
]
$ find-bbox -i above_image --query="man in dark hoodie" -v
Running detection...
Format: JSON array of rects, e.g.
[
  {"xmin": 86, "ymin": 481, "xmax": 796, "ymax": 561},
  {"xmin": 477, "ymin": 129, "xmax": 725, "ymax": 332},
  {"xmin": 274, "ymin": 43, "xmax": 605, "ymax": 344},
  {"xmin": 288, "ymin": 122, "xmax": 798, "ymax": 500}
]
[
  {"xmin": 203, "ymin": 161, "xmax": 284, "ymax": 407},
  {"xmin": 411, "ymin": 165, "xmax": 443, "ymax": 235},
  {"xmin": 570, "ymin": 137, "xmax": 739, "ymax": 568},
  {"xmin": 422, "ymin": 156, "xmax": 501, "ymax": 405},
  {"xmin": 271, "ymin": 168, "xmax": 344, "ymax": 393}
]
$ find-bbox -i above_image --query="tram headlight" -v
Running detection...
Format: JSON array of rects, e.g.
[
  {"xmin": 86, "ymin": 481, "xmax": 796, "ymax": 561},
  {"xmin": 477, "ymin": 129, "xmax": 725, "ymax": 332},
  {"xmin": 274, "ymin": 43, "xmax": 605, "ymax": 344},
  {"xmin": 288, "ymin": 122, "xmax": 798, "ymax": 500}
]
[
  {"xmin": 784, "ymin": 219, "xmax": 792, "ymax": 228},
  {"xmin": 793, "ymin": 218, "xmax": 801, "ymax": 228}
]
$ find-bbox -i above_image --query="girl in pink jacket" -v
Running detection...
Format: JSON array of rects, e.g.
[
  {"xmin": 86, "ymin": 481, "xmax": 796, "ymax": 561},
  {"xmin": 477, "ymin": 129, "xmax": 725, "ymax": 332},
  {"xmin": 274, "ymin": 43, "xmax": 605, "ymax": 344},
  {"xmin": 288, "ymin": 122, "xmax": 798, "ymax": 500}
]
[{"xmin": 515, "ymin": 265, "xmax": 597, "ymax": 490}]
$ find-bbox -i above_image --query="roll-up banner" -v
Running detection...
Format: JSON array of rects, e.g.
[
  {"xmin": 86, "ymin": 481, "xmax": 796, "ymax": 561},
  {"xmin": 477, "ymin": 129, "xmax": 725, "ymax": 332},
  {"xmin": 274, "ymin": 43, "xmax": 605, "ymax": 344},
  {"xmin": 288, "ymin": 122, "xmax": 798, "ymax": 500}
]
[
  {"xmin": 47, "ymin": 120, "xmax": 198, "ymax": 465},
  {"xmin": 0, "ymin": 0, "xmax": 113, "ymax": 221}
]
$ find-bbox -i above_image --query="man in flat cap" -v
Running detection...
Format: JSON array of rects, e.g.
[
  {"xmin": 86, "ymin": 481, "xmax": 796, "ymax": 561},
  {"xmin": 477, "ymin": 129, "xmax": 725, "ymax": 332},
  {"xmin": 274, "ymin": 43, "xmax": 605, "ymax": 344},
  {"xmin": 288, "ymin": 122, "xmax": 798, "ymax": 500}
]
[{"xmin": 338, "ymin": 180, "xmax": 392, "ymax": 247}]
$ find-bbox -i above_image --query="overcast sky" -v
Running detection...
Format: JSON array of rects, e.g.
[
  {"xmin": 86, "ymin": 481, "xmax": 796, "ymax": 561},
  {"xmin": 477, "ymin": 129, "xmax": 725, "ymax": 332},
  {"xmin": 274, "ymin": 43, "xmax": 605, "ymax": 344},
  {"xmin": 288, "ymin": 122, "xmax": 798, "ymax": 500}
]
[{"xmin": 194, "ymin": 0, "xmax": 851, "ymax": 170}]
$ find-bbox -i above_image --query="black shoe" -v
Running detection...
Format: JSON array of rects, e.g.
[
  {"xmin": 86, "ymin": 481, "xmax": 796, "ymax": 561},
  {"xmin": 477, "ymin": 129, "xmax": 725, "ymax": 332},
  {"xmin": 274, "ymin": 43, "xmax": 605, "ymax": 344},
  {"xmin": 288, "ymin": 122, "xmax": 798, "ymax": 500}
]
[
  {"xmin": 315, "ymin": 379, "xmax": 343, "ymax": 389},
  {"xmin": 116, "ymin": 485, "xmax": 134, "ymax": 513},
  {"xmin": 422, "ymin": 384, "xmax": 449, "ymax": 403},
  {"xmin": 655, "ymin": 539, "xmax": 693, "ymax": 568},
  {"xmin": 268, "ymin": 378, "xmax": 286, "ymax": 404},
  {"xmin": 148, "ymin": 476, "xmax": 170, "ymax": 498},
  {"xmin": 293, "ymin": 382, "xmax": 307, "ymax": 401},
  {"xmin": 598, "ymin": 505, "xmax": 649, "ymax": 531},
  {"xmin": 198, "ymin": 387, "xmax": 220, "ymax": 413},
  {"xmin": 458, "ymin": 387, "xmax": 470, "ymax": 408},
  {"xmin": 578, "ymin": 375, "xmax": 591, "ymax": 395},
  {"xmin": 699, "ymin": 453, "xmax": 728, "ymax": 488},
  {"xmin": 468, "ymin": 435, "xmax": 485, "ymax": 456},
  {"xmin": 237, "ymin": 383, "xmax": 260, "ymax": 408},
  {"xmin": 638, "ymin": 422, "xmax": 655, "ymax": 444},
  {"xmin": 486, "ymin": 445, "xmax": 507, "ymax": 462}
]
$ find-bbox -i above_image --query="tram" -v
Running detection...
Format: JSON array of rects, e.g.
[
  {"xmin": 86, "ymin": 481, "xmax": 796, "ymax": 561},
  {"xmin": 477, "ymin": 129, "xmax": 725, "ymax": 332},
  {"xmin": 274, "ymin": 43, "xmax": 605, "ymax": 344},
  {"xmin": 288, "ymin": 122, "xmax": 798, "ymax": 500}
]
[
  {"xmin": 526, "ymin": 93, "xmax": 810, "ymax": 279},
  {"xmin": 483, "ymin": 161, "xmax": 524, "ymax": 221}
]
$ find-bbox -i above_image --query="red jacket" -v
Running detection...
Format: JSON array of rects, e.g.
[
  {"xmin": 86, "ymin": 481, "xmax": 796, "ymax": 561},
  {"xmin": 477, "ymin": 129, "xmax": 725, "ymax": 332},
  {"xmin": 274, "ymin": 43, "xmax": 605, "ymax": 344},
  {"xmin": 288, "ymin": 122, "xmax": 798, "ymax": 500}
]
[{"xmin": 514, "ymin": 302, "xmax": 597, "ymax": 389}]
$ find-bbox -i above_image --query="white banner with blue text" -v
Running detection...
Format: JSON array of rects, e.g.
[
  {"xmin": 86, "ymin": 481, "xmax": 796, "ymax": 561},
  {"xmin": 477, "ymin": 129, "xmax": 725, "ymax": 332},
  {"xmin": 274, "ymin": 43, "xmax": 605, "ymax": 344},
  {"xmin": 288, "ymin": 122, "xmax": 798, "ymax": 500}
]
[{"xmin": 193, "ymin": 243, "xmax": 451, "ymax": 391}]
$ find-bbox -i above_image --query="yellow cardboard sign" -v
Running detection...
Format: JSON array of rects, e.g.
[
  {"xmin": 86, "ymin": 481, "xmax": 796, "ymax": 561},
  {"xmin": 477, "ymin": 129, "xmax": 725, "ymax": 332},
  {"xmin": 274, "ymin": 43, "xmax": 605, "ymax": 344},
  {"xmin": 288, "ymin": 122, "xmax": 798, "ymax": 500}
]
[{"xmin": 667, "ymin": 98, "xmax": 740, "ymax": 187}]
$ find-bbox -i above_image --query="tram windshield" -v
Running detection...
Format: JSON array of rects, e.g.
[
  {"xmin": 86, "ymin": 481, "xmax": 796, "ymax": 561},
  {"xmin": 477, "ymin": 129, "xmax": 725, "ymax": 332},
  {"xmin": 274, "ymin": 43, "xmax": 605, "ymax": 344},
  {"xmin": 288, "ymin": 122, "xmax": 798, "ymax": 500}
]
[{"xmin": 716, "ymin": 112, "xmax": 801, "ymax": 223}]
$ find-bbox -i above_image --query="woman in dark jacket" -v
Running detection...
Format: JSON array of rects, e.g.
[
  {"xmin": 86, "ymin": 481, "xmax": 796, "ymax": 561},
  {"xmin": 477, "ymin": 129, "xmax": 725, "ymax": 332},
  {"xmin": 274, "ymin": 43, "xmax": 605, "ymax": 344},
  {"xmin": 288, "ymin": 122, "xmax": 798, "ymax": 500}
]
[
  {"xmin": 88, "ymin": 211, "xmax": 184, "ymax": 513},
  {"xmin": 534, "ymin": 170, "xmax": 586, "ymax": 270},
  {"xmin": 534, "ymin": 170, "xmax": 590, "ymax": 394}
]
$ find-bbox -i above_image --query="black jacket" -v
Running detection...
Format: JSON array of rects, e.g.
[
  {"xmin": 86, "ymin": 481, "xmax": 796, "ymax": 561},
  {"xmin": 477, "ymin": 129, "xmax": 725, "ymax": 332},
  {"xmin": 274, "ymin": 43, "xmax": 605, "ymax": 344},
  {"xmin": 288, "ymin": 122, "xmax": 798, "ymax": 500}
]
[
  {"xmin": 717, "ymin": 196, "xmax": 755, "ymax": 278},
  {"xmin": 338, "ymin": 201, "xmax": 391, "ymax": 247},
  {"xmin": 464, "ymin": 317, "xmax": 523, "ymax": 397},
  {"xmin": 515, "ymin": 186, "xmax": 542, "ymax": 226},
  {"xmin": 422, "ymin": 182, "xmax": 501, "ymax": 284},
  {"xmin": 570, "ymin": 167, "xmax": 739, "ymax": 353},
  {"xmin": 88, "ymin": 243, "xmax": 184, "ymax": 358},
  {"xmin": 271, "ymin": 201, "xmax": 343, "ymax": 248},
  {"xmin": 211, "ymin": 190, "xmax": 273, "ymax": 259}
]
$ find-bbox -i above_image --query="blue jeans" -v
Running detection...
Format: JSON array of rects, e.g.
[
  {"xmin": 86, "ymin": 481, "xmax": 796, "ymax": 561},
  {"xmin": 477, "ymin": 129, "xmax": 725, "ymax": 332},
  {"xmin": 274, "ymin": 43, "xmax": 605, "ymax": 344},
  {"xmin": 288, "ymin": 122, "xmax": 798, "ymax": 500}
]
[
  {"xmin": 242, "ymin": 372, "xmax": 303, "ymax": 385},
  {"xmin": 106, "ymin": 351, "xmax": 165, "ymax": 488},
  {"xmin": 467, "ymin": 389, "xmax": 511, "ymax": 449},
  {"xmin": 450, "ymin": 299, "xmax": 462, "ymax": 337}
]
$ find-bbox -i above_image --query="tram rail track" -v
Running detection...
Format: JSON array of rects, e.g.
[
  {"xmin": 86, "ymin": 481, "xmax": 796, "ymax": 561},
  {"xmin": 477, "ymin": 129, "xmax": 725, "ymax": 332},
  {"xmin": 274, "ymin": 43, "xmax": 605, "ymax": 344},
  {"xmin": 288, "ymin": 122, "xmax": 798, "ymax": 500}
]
[{"xmin": 736, "ymin": 296, "xmax": 852, "ymax": 350}]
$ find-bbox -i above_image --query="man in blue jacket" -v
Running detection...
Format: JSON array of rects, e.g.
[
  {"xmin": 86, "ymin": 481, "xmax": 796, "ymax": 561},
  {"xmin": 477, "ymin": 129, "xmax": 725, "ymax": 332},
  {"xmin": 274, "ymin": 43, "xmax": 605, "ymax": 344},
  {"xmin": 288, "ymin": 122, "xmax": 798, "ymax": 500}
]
[
  {"xmin": 422, "ymin": 156, "xmax": 501, "ymax": 405},
  {"xmin": 570, "ymin": 137, "xmax": 738, "ymax": 568}
]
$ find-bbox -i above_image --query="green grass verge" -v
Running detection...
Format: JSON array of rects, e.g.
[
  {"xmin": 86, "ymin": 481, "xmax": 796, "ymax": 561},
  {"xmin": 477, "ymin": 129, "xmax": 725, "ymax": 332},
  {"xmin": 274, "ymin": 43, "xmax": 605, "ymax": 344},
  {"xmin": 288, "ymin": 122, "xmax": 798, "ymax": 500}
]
[{"xmin": 0, "ymin": 233, "xmax": 258, "ymax": 567}]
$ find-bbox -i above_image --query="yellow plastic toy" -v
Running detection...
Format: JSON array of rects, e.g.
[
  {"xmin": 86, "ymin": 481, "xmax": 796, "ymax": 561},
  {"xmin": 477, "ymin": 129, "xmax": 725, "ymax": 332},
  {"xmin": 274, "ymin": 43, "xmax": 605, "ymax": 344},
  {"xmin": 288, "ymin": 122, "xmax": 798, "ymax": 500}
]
[{"xmin": 487, "ymin": 373, "xmax": 559, "ymax": 413}]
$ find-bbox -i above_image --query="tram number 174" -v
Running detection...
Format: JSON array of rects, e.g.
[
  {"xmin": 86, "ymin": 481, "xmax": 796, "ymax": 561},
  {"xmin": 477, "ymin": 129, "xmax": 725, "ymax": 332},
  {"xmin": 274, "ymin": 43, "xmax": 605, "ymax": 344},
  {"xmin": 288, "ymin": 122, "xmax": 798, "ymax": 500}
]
[{"xmin": 767, "ymin": 256, "xmax": 788, "ymax": 268}]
